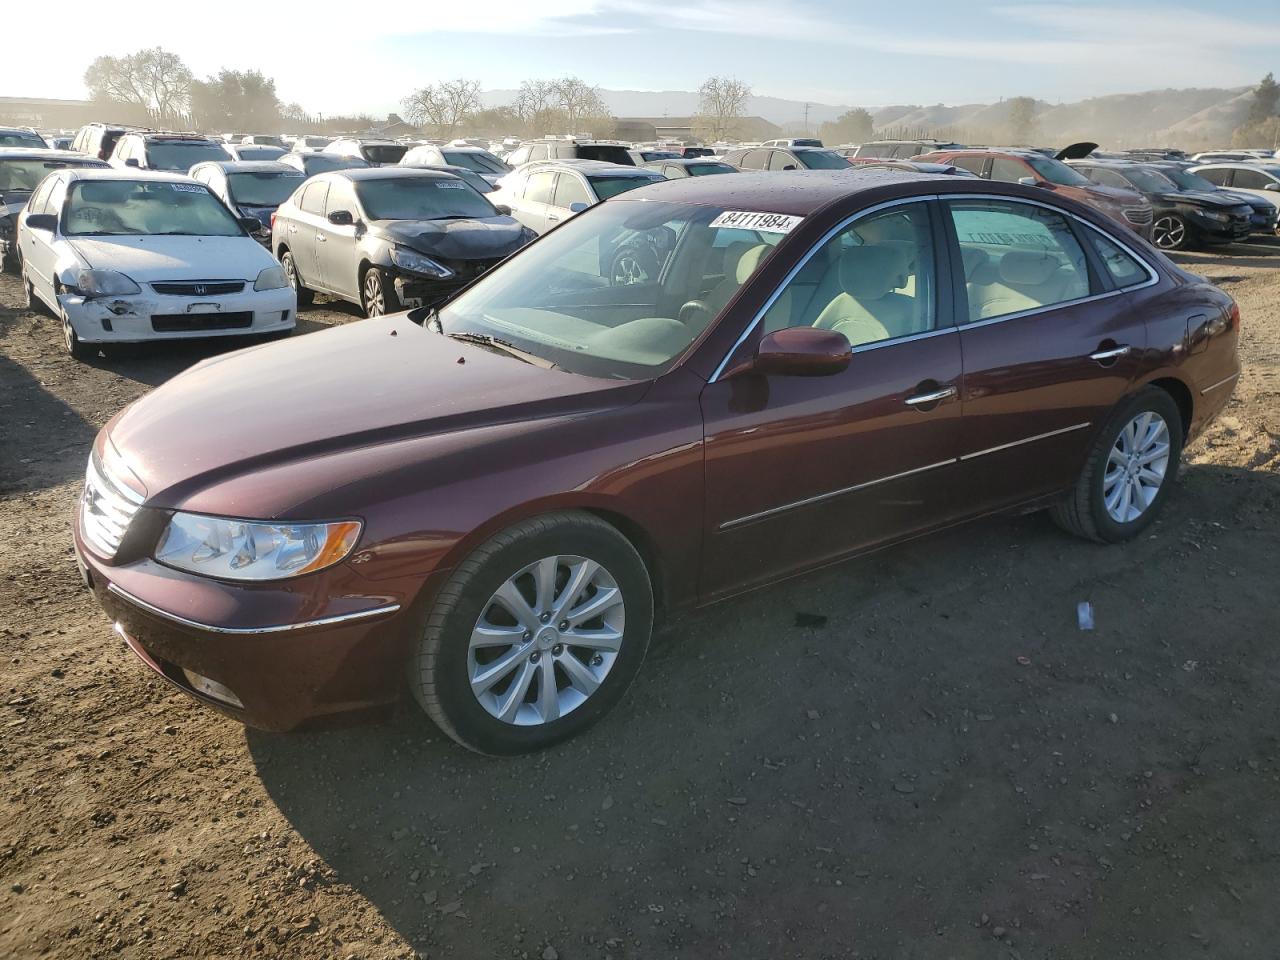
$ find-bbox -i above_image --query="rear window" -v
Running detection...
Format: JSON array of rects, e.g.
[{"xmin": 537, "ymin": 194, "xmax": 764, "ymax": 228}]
[
  {"xmin": 577, "ymin": 145, "xmax": 634, "ymax": 165},
  {"xmin": 442, "ymin": 151, "xmax": 507, "ymax": 174},
  {"xmin": 227, "ymin": 172, "xmax": 305, "ymax": 206},
  {"xmin": 0, "ymin": 158, "xmax": 101, "ymax": 192},
  {"xmin": 145, "ymin": 141, "xmax": 231, "ymax": 171},
  {"xmin": 0, "ymin": 130, "xmax": 46, "ymax": 148},
  {"xmin": 797, "ymin": 150, "xmax": 850, "ymax": 170},
  {"xmin": 688, "ymin": 163, "xmax": 736, "ymax": 176},
  {"xmin": 304, "ymin": 154, "xmax": 369, "ymax": 175},
  {"xmin": 587, "ymin": 175, "xmax": 663, "ymax": 200},
  {"xmin": 362, "ymin": 144, "xmax": 408, "ymax": 165}
]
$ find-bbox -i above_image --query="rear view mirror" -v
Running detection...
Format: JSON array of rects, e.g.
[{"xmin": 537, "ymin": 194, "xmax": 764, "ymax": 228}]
[
  {"xmin": 732, "ymin": 327, "xmax": 852, "ymax": 378},
  {"xmin": 327, "ymin": 210, "xmax": 354, "ymax": 226},
  {"xmin": 24, "ymin": 213, "xmax": 56, "ymax": 233},
  {"xmin": 493, "ymin": 204, "xmax": 512, "ymax": 216}
]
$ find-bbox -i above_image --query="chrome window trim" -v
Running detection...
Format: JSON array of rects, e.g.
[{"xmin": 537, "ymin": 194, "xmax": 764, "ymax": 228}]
[
  {"xmin": 106, "ymin": 582, "xmax": 401, "ymax": 635},
  {"xmin": 719, "ymin": 458, "xmax": 956, "ymax": 530},
  {"xmin": 708, "ymin": 195, "xmax": 940, "ymax": 382},
  {"xmin": 707, "ymin": 192, "xmax": 1163, "ymax": 381},
  {"xmin": 1200, "ymin": 372, "xmax": 1239, "ymax": 395},
  {"xmin": 958, "ymin": 422, "xmax": 1093, "ymax": 461}
]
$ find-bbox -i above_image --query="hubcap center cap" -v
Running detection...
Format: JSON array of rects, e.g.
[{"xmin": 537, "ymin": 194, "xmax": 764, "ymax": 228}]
[{"xmin": 536, "ymin": 628, "xmax": 559, "ymax": 650}]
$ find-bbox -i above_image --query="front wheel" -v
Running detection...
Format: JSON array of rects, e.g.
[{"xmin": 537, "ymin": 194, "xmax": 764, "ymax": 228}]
[
  {"xmin": 1151, "ymin": 214, "xmax": 1190, "ymax": 251},
  {"xmin": 1050, "ymin": 387, "xmax": 1183, "ymax": 543},
  {"xmin": 408, "ymin": 512, "xmax": 653, "ymax": 755},
  {"xmin": 361, "ymin": 266, "xmax": 401, "ymax": 318},
  {"xmin": 61, "ymin": 309, "xmax": 96, "ymax": 362}
]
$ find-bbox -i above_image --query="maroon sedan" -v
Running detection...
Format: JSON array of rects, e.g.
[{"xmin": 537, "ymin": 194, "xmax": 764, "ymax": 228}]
[{"xmin": 75, "ymin": 170, "xmax": 1240, "ymax": 754}]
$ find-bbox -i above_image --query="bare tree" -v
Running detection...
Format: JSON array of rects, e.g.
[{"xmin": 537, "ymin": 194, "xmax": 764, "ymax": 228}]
[
  {"xmin": 84, "ymin": 47, "xmax": 193, "ymax": 124},
  {"xmin": 513, "ymin": 79, "xmax": 558, "ymax": 130},
  {"xmin": 550, "ymin": 77, "xmax": 611, "ymax": 134},
  {"xmin": 696, "ymin": 76, "xmax": 752, "ymax": 142},
  {"xmin": 402, "ymin": 79, "xmax": 482, "ymax": 138}
]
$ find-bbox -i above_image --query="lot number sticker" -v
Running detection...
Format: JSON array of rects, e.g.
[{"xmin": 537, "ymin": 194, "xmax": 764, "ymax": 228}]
[
  {"xmin": 436, "ymin": 181, "xmax": 466, "ymax": 189},
  {"xmin": 710, "ymin": 211, "xmax": 803, "ymax": 234},
  {"xmin": 171, "ymin": 184, "xmax": 208, "ymax": 193}
]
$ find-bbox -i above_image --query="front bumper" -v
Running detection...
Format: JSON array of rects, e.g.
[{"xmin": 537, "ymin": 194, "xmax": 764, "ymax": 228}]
[
  {"xmin": 1187, "ymin": 210, "xmax": 1251, "ymax": 243},
  {"xmin": 74, "ymin": 523, "xmax": 415, "ymax": 731},
  {"xmin": 60, "ymin": 286, "xmax": 295, "ymax": 344}
]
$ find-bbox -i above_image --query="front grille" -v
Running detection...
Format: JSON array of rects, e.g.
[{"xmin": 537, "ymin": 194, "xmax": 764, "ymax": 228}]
[
  {"xmin": 151, "ymin": 312, "xmax": 253, "ymax": 332},
  {"xmin": 1122, "ymin": 206, "xmax": 1154, "ymax": 226},
  {"xmin": 151, "ymin": 281, "xmax": 246, "ymax": 296},
  {"xmin": 81, "ymin": 449, "xmax": 144, "ymax": 559}
]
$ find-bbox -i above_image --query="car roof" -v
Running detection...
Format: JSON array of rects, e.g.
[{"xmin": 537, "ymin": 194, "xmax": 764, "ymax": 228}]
[
  {"xmin": 58, "ymin": 168, "xmax": 202, "ymax": 184},
  {"xmin": 648, "ymin": 158, "xmax": 732, "ymax": 167},
  {"xmin": 618, "ymin": 168, "xmax": 974, "ymax": 215},
  {"xmin": 135, "ymin": 133, "xmax": 218, "ymax": 143},
  {"xmin": 191, "ymin": 160, "xmax": 301, "ymax": 174},
  {"xmin": 1189, "ymin": 161, "xmax": 1280, "ymax": 171},
  {"xmin": 0, "ymin": 148, "xmax": 106, "ymax": 162},
  {"xmin": 326, "ymin": 166, "xmax": 460, "ymax": 182},
  {"xmin": 520, "ymin": 160, "xmax": 657, "ymax": 177}
]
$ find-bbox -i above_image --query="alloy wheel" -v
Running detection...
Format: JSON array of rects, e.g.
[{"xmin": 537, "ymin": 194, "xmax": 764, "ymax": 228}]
[
  {"xmin": 363, "ymin": 271, "xmax": 384, "ymax": 316},
  {"xmin": 1102, "ymin": 411, "xmax": 1170, "ymax": 524},
  {"xmin": 1151, "ymin": 216, "xmax": 1185, "ymax": 250},
  {"xmin": 468, "ymin": 555, "xmax": 625, "ymax": 726},
  {"xmin": 282, "ymin": 254, "xmax": 300, "ymax": 291}
]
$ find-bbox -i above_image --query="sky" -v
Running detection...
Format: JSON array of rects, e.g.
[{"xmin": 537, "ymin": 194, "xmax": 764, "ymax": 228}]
[{"xmin": 4, "ymin": 0, "xmax": 1278, "ymax": 115}]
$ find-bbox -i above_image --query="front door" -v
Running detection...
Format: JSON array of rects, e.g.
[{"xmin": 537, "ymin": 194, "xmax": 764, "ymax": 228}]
[
  {"xmin": 700, "ymin": 201, "xmax": 966, "ymax": 600},
  {"xmin": 20, "ymin": 177, "xmax": 62, "ymax": 307},
  {"xmin": 944, "ymin": 197, "xmax": 1147, "ymax": 512},
  {"xmin": 316, "ymin": 177, "xmax": 361, "ymax": 300}
]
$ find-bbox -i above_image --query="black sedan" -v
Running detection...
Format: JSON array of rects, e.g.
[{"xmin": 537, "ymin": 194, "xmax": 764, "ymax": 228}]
[
  {"xmin": 0, "ymin": 149, "xmax": 109, "ymax": 269},
  {"xmin": 1148, "ymin": 162, "xmax": 1279, "ymax": 236},
  {"xmin": 269, "ymin": 168, "xmax": 537, "ymax": 317},
  {"xmin": 1066, "ymin": 159, "xmax": 1252, "ymax": 250}
]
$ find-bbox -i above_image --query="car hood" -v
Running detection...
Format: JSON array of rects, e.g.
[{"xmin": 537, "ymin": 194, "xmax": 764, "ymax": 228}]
[
  {"xmin": 1081, "ymin": 183, "xmax": 1143, "ymax": 205},
  {"xmin": 1162, "ymin": 190, "xmax": 1247, "ymax": 209},
  {"xmin": 107, "ymin": 316, "xmax": 647, "ymax": 504},
  {"xmin": 67, "ymin": 235, "xmax": 273, "ymax": 280},
  {"xmin": 1223, "ymin": 189, "xmax": 1277, "ymax": 210},
  {"xmin": 1, "ymin": 188, "xmax": 33, "ymax": 214},
  {"xmin": 235, "ymin": 202, "xmax": 281, "ymax": 227},
  {"xmin": 373, "ymin": 216, "xmax": 529, "ymax": 260}
]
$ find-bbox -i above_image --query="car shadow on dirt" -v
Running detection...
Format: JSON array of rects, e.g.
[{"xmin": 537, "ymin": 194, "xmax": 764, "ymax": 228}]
[
  {"xmin": 245, "ymin": 462, "xmax": 1280, "ymax": 958},
  {"xmin": 0, "ymin": 351, "xmax": 97, "ymax": 494}
]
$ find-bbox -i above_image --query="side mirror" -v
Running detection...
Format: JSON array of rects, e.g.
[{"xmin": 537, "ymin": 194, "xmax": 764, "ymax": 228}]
[
  {"xmin": 732, "ymin": 327, "xmax": 852, "ymax": 378},
  {"xmin": 238, "ymin": 216, "xmax": 264, "ymax": 232},
  {"xmin": 1017, "ymin": 176, "xmax": 1037, "ymax": 186},
  {"xmin": 327, "ymin": 209, "xmax": 354, "ymax": 226},
  {"xmin": 782, "ymin": 164, "xmax": 798, "ymax": 171},
  {"xmin": 124, "ymin": 158, "xmax": 140, "ymax": 168},
  {"xmin": 493, "ymin": 204, "xmax": 512, "ymax": 216},
  {"xmin": 568, "ymin": 202, "xmax": 589, "ymax": 213},
  {"xmin": 1265, "ymin": 183, "xmax": 1279, "ymax": 192},
  {"xmin": 24, "ymin": 213, "xmax": 56, "ymax": 233}
]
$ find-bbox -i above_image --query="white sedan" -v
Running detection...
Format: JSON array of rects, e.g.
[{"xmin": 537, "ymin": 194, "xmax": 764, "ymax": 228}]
[{"xmin": 17, "ymin": 169, "xmax": 295, "ymax": 360}]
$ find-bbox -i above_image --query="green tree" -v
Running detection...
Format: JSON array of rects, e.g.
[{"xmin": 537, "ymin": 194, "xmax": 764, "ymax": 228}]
[
  {"xmin": 819, "ymin": 107, "xmax": 875, "ymax": 146},
  {"xmin": 1246, "ymin": 72, "xmax": 1279, "ymax": 126},
  {"xmin": 1007, "ymin": 96, "xmax": 1038, "ymax": 144},
  {"xmin": 189, "ymin": 70, "xmax": 281, "ymax": 132}
]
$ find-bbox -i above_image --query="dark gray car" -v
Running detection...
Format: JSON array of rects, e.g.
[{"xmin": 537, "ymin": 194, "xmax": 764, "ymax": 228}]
[
  {"xmin": 188, "ymin": 160, "xmax": 306, "ymax": 244},
  {"xmin": 270, "ymin": 167, "xmax": 536, "ymax": 317},
  {"xmin": 0, "ymin": 150, "xmax": 109, "ymax": 269}
]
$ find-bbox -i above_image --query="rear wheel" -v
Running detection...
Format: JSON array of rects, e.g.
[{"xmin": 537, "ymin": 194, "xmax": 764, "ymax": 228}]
[
  {"xmin": 1151, "ymin": 214, "xmax": 1190, "ymax": 251},
  {"xmin": 408, "ymin": 512, "xmax": 653, "ymax": 755},
  {"xmin": 1050, "ymin": 387, "xmax": 1183, "ymax": 543},
  {"xmin": 279, "ymin": 250, "xmax": 313, "ymax": 307},
  {"xmin": 361, "ymin": 266, "xmax": 401, "ymax": 318}
]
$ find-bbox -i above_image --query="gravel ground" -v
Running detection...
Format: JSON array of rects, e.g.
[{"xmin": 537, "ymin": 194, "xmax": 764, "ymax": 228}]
[{"xmin": 1, "ymin": 240, "xmax": 1278, "ymax": 960}]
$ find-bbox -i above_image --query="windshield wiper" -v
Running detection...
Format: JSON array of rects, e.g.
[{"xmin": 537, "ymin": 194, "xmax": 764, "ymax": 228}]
[{"xmin": 444, "ymin": 330, "xmax": 557, "ymax": 369}]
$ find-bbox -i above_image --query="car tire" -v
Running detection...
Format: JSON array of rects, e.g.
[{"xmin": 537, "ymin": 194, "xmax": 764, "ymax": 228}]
[
  {"xmin": 1151, "ymin": 214, "xmax": 1190, "ymax": 251},
  {"xmin": 279, "ymin": 250, "xmax": 313, "ymax": 307},
  {"xmin": 408, "ymin": 511, "xmax": 654, "ymax": 755},
  {"xmin": 22, "ymin": 268, "xmax": 50, "ymax": 316},
  {"xmin": 1, "ymin": 251, "xmax": 17, "ymax": 275},
  {"xmin": 361, "ymin": 266, "xmax": 401, "ymax": 318},
  {"xmin": 1050, "ymin": 386, "xmax": 1184, "ymax": 543},
  {"xmin": 60, "ymin": 307, "xmax": 96, "ymax": 363}
]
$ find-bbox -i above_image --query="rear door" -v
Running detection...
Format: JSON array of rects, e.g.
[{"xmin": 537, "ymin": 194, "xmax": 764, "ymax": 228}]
[
  {"xmin": 515, "ymin": 171, "xmax": 557, "ymax": 233},
  {"xmin": 287, "ymin": 179, "xmax": 328, "ymax": 289},
  {"xmin": 944, "ymin": 196, "xmax": 1147, "ymax": 513}
]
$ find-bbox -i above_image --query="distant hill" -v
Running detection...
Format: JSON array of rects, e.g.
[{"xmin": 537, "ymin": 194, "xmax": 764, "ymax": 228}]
[{"xmin": 483, "ymin": 85, "xmax": 1255, "ymax": 148}]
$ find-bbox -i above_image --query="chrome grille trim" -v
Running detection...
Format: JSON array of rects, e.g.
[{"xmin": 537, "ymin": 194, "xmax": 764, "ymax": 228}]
[
  {"xmin": 80, "ymin": 450, "xmax": 144, "ymax": 559},
  {"xmin": 1122, "ymin": 206, "xmax": 1154, "ymax": 225},
  {"xmin": 151, "ymin": 280, "xmax": 246, "ymax": 296}
]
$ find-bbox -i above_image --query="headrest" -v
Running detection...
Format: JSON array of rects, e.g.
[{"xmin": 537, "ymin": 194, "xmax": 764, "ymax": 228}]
[
  {"xmin": 960, "ymin": 246, "xmax": 988, "ymax": 279},
  {"xmin": 999, "ymin": 249, "xmax": 1059, "ymax": 286},
  {"xmin": 838, "ymin": 244, "xmax": 905, "ymax": 300},
  {"xmin": 736, "ymin": 244, "xmax": 772, "ymax": 283}
]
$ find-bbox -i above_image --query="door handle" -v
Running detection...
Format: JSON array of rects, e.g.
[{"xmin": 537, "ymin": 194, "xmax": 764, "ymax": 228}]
[
  {"xmin": 316, "ymin": 234, "xmax": 326, "ymax": 242},
  {"xmin": 547, "ymin": 214, "xmax": 561, "ymax": 222},
  {"xmin": 904, "ymin": 385, "xmax": 957, "ymax": 407},
  {"xmin": 1089, "ymin": 344, "xmax": 1130, "ymax": 363},
  {"xmin": 288, "ymin": 224, "xmax": 297, "ymax": 233}
]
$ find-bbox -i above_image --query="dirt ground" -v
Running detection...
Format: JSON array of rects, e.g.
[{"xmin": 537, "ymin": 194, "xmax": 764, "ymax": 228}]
[{"xmin": 2, "ymin": 237, "xmax": 1278, "ymax": 960}]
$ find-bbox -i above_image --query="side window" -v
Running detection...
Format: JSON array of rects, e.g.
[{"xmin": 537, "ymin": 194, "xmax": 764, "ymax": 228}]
[
  {"xmin": 989, "ymin": 157, "xmax": 1031, "ymax": 183},
  {"xmin": 553, "ymin": 173, "xmax": 591, "ymax": 209},
  {"xmin": 507, "ymin": 147, "xmax": 531, "ymax": 166},
  {"xmin": 299, "ymin": 180, "xmax": 329, "ymax": 215},
  {"xmin": 1090, "ymin": 169, "xmax": 1132, "ymax": 190},
  {"xmin": 1231, "ymin": 169, "xmax": 1272, "ymax": 190},
  {"xmin": 1193, "ymin": 167, "xmax": 1229, "ymax": 187},
  {"xmin": 764, "ymin": 202, "xmax": 936, "ymax": 347},
  {"xmin": 525, "ymin": 171, "xmax": 556, "ymax": 204},
  {"xmin": 768, "ymin": 151, "xmax": 795, "ymax": 171},
  {"xmin": 948, "ymin": 199, "xmax": 1092, "ymax": 322},
  {"xmin": 45, "ymin": 181, "xmax": 67, "ymax": 218},
  {"xmin": 27, "ymin": 178, "xmax": 56, "ymax": 216},
  {"xmin": 951, "ymin": 156, "xmax": 988, "ymax": 177},
  {"xmin": 741, "ymin": 150, "xmax": 768, "ymax": 169},
  {"xmin": 528, "ymin": 145, "xmax": 550, "ymax": 162},
  {"xmin": 1086, "ymin": 230, "xmax": 1149, "ymax": 289},
  {"xmin": 325, "ymin": 179, "xmax": 356, "ymax": 216}
]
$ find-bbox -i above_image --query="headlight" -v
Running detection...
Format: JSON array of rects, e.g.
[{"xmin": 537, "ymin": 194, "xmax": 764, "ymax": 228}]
[
  {"xmin": 254, "ymin": 265, "xmax": 289, "ymax": 291},
  {"xmin": 1197, "ymin": 209, "xmax": 1229, "ymax": 222},
  {"xmin": 74, "ymin": 269, "xmax": 141, "ymax": 297},
  {"xmin": 155, "ymin": 512, "xmax": 361, "ymax": 581},
  {"xmin": 389, "ymin": 246, "xmax": 453, "ymax": 279}
]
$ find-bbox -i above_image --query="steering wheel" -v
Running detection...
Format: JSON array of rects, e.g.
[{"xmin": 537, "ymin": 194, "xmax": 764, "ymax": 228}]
[{"xmin": 678, "ymin": 300, "xmax": 714, "ymax": 326}]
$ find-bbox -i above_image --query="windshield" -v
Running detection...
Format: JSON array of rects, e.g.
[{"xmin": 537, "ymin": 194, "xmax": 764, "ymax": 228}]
[
  {"xmin": 0, "ymin": 131, "xmax": 46, "ymax": 148},
  {"xmin": 304, "ymin": 154, "xmax": 368, "ymax": 174},
  {"xmin": 436, "ymin": 199, "xmax": 790, "ymax": 379},
  {"xmin": 300, "ymin": 136, "xmax": 331, "ymax": 148},
  {"xmin": 235, "ymin": 146, "xmax": 285, "ymax": 161},
  {"xmin": 1161, "ymin": 167, "xmax": 1217, "ymax": 192},
  {"xmin": 227, "ymin": 172, "xmax": 305, "ymax": 206},
  {"xmin": 1023, "ymin": 155, "xmax": 1092, "ymax": 186},
  {"xmin": 145, "ymin": 141, "xmax": 231, "ymax": 171},
  {"xmin": 1123, "ymin": 168, "xmax": 1178, "ymax": 193},
  {"xmin": 362, "ymin": 144, "xmax": 407, "ymax": 164},
  {"xmin": 797, "ymin": 150, "xmax": 851, "ymax": 170},
  {"xmin": 355, "ymin": 177, "xmax": 495, "ymax": 220},
  {"xmin": 588, "ymin": 175, "xmax": 663, "ymax": 200},
  {"xmin": 0, "ymin": 159, "xmax": 98, "ymax": 193},
  {"xmin": 688, "ymin": 163, "xmax": 736, "ymax": 176},
  {"xmin": 442, "ymin": 151, "xmax": 507, "ymax": 174},
  {"xmin": 64, "ymin": 180, "xmax": 244, "ymax": 236}
]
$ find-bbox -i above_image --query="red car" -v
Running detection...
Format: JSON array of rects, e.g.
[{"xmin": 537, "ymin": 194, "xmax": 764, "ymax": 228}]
[
  {"xmin": 76, "ymin": 171, "xmax": 1239, "ymax": 754},
  {"xmin": 915, "ymin": 146, "xmax": 1155, "ymax": 238}
]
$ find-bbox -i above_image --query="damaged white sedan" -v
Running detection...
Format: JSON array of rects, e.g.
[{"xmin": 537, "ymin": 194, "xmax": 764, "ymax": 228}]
[{"xmin": 17, "ymin": 169, "xmax": 295, "ymax": 361}]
